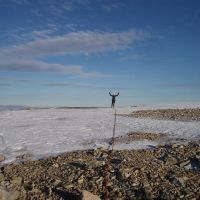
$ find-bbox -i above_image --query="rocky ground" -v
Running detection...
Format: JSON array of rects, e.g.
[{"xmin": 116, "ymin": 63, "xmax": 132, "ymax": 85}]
[
  {"xmin": 1, "ymin": 108, "xmax": 200, "ymax": 199},
  {"xmin": 0, "ymin": 140, "xmax": 200, "ymax": 200},
  {"xmin": 128, "ymin": 108, "xmax": 200, "ymax": 121}
]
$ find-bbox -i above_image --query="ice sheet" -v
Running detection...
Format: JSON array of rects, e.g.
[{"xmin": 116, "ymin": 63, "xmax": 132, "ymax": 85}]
[{"xmin": 0, "ymin": 105, "xmax": 200, "ymax": 164}]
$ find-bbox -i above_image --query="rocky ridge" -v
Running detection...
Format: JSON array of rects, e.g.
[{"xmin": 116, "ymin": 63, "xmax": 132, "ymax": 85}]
[{"xmin": 129, "ymin": 108, "xmax": 200, "ymax": 121}]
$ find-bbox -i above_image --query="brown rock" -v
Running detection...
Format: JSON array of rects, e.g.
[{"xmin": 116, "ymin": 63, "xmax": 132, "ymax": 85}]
[
  {"xmin": 16, "ymin": 153, "xmax": 33, "ymax": 161},
  {"xmin": 0, "ymin": 187, "xmax": 20, "ymax": 200},
  {"xmin": 166, "ymin": 156, "xmax": 177, "ymax": 165},
  {"xmin": 0, "ymin": 154, "xmax": 5, "ymax": 162},
  {"xmin": 82, "ymin": 190, "xmax": 100, "ymax": 200},
  {"xmin": 11, "ymin": 176, "xmax": 23, "ymax": 185},
  {"xmin": 0, "ymin": 173, "xmax": 4, "ymax": 182}
]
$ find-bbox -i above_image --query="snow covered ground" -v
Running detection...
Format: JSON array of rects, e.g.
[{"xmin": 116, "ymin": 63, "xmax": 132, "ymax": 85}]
[{"xmin": 0, "ymin": 103, "xmax": 200, "ymax": 164}]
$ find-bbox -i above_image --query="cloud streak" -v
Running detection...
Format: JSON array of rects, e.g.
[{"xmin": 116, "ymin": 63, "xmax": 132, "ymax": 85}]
[
  {"xmin": 0, "ymin": 83, "xmax": 10, "ymax": 86},
  {"xmin": 0, "ymin": 60, "xmax": 81, "ymax": 73},
  {"xmin": 156, "ymin": 83, "xmax": 200, "ymax": 88},
  {"xmin": 42, "ymin": 82, "xmax": 135, "ymax": 90},
  {"xmin": 0, "ymin": 60, "xmax": 104, "ymax": 77},
  {"xmin": 0, "ymin": 29, "xmax": 148, "ymax": 76},
  {"xmin": 1, "ymin": 30, "xmax": 146, "ymax": 59},
  {"xmin": 43, "ymin": 82, "xmax": 96, "ymax": 88}
]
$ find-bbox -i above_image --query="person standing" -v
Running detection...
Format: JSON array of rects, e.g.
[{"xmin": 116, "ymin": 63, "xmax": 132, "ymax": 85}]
[{"xmin": 109, "ymin": 91, "xmax": 119, "ymax": 108}]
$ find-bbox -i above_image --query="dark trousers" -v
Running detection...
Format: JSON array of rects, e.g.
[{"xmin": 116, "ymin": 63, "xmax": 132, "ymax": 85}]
[{"xmin": 111, "ymin": 100, "xmax": 115, "ymax": 108}]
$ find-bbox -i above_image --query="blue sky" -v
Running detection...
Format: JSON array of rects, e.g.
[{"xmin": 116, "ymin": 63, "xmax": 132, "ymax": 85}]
[{"xmin": 0, "ymin": 0, "xmax": 200, "ymax": 107}]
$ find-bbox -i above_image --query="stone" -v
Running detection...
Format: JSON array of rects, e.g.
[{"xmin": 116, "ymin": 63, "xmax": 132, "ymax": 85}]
[
  {"xmin": 0, "ymin": 154, "xmax": 5, "ymax": 162},
  {"xmin": 132, "ymin": 183, "xmax": 138, "ymax": 187},
  {"xmin": 11, "ymin": 176, "xmax": 23, "ymax": 185},
  {"xmin": 0, "ymin": 187, "xmax": 20, "ymax": 200},
  {"xmin": 124, "ymin": 172, "xmax": 131, "ymax": 178},
  {"xmin": 166, "ymin": 156, "xmax": 178, "ymax": 165},
  {"xmin": 16, "ymin": 153, "xmax": 33, "ymax": 161},
  {"xmin": 189, "ymin": 156, "xmax": 200, "ymax": 170},
  {"xmin": 64, "ymin": 184, "xmax": 74, "ymax": 189},
  {"xmin": 31, "ymin": 188, "xmax": 41, "ymax": 194},
  {"xmin": 78, "ymin": 178, "xmax": 84, "ymax": 184},
  {"xmin": 158, "ymin": 152, "xmax": 168, "ymax": 162},
  {"xmin": 53, "ymin": 179, "xmax": 62, "ymax": 186},
  {"xmin": 52, "ymin": 163, "xmax": 59, "ymax": 168},
  {"xmin": 82, "ymin": 190, "xmax": 100, "ymax": 200},
  {"xmin": 172, "ymin": 144, "xmax": 179, "ymax": 148},
  {"xmin": 44, "ymin": 186, "xmax": 52, "ymax": 196},
  {"xmin": 143, "ymin": 180, "xmax": 154, "ymax": 199},
  {"xmin": 96, "ymin": 177, "xmax": 103, "ymax": 183},
  {"xmin": 177, "ymin": 177, "xmax": 186, "ymax": 187},
  {"xmin": 0, "ymin": 173, "xmax": 4, "ymax": 182},
  {"xmin": 179, "ymin": 160, "xmax": 190, "ymax": 167}
]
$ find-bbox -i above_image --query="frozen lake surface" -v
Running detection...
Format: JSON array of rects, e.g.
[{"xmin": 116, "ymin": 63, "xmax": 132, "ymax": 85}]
[{"xmin": 0, "ymin": 103, "xmax": 200, "ymax": 164}]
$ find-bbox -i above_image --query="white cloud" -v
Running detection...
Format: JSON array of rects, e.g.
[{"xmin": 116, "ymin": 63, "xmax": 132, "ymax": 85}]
[
  {"xmin": 0, "ymin": 60, "xmax": 80, "ymax": 73},
  {"xmin": 11, "ymin": 29, "xmax": 55, "ymax": 43},
  {"xmin": 42, "ymin": 82, "xmax": 135, "ymax": 90},
  {"xmin": 1, "ymin": 30, "xmax": 147, "ymax": 59},
  {"xmin": 0, "ymin": 60, "xmax": 104, "ymax": 77},
  {"xmin": 29, "ymin": 0, "xmax": 82, "ymax": 19},
  {"xmin": 0, "ymin": 76, "xmax": 31, "ymax": 82},
  {"xmin": 0, "ymin": 29, "xmax": 148, "ymax": 76},
  {"xmin": 8, "ymin": 0, "xmax": 125, "ymax": 19},
  {"xmin": 43, "ymin": 82, "xmax": 96, "ymax": 88}
]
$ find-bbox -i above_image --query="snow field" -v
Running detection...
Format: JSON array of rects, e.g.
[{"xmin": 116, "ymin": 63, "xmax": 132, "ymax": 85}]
[{"xmin": 0, "ymin": 105, "xmax": 200, "ymax": 164}]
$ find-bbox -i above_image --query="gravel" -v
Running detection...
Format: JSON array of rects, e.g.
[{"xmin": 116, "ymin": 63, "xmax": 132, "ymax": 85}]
[
  {"xmin": 0, "ymin": 141, "xmax": 200, "ymax": 199},
  {"xmin": 129, "ymin": 108, "xmax": 200, "ymax": 121}
]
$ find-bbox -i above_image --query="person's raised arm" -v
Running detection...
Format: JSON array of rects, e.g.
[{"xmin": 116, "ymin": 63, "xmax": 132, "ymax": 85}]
[
  {"xmin": 109, "ymin": 91, "xmax": 112, "ymax": 96},
  {"xmin": 115, "ymin": 92, "xmax": 119, "ymax": 97}
]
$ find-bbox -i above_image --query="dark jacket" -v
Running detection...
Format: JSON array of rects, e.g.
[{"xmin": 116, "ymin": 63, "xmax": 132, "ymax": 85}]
[{"xmin": 109, "ymin": 92, "xmax": 119, "ymax": 103}]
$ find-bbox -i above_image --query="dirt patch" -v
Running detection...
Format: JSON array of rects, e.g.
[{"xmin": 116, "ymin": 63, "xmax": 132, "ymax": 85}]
[
  {"xmin": 82, "ymin": 132, "xmax": 168, "ymax": 147},
  {"xmin": 113, "ymin": 132, "xmax": 167, "ymax": 144}
]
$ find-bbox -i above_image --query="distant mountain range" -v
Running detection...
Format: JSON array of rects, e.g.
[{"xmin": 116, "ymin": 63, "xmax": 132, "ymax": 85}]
[
  {"xmin": 0, "ymin": 105, "xmax": 30, "ymax": 111},
  {"xmin": 0, "ymin": 105, "xmax": 111, "ymax": 111}
]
